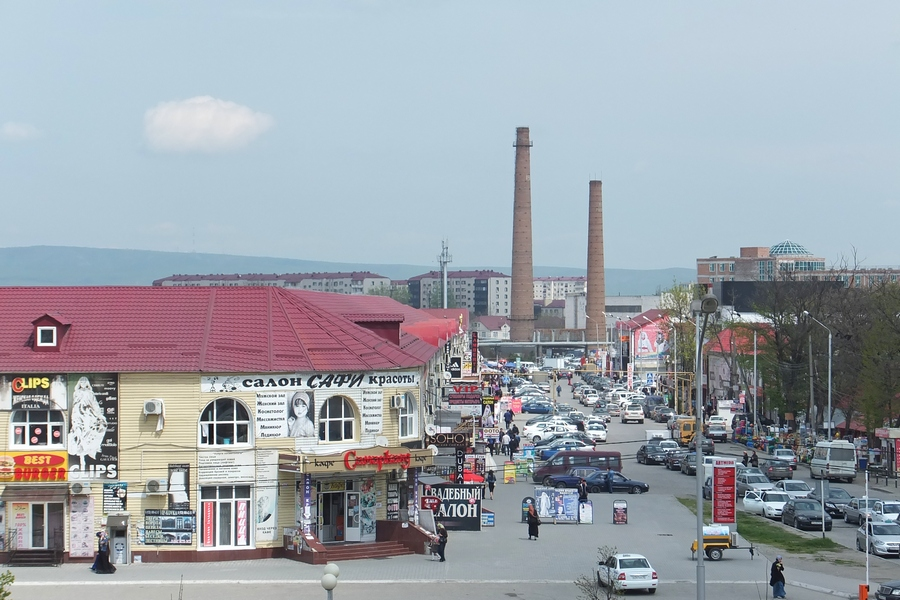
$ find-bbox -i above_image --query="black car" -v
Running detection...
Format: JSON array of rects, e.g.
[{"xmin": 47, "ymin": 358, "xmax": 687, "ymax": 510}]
[
  {"xmin": 638, "ymin": 441, "xmax": 680, "ymax": 465},
  {"xmin": 654, "ymin": 407, "xmax": 676, "ymax": 423},
  {"xmin": 582, "ymin": 470, "xmax": 650, "ymax": 494},
  {"xmin": 666, "ymin": 449, "xmax": 690, "ymax": 471},
  {"xmin": 876, "ymin": 580, "xmax": 900, "ymax": 600},
  {"xmin": 688, "ymin": 437, "xmax": 716, "ymax": 455},
  {"xmin": 808, "ymin": 487, "xmax": 853, "ymax": 517},
  {"xmin": 681, "ymin": 452, "xmax": 698, "ymax": 476},
  {"xmin": 781, "ymin": 498, "xmax": 833, "ymax": 531}
]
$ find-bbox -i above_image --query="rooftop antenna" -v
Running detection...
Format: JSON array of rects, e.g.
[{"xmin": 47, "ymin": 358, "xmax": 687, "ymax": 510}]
[{"xmin": 437, "ymin": 240, "xmax": 452, "ymax": 308}]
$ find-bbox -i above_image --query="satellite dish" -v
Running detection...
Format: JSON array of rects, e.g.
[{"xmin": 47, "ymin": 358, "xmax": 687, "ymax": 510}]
[
  {"xmin": 425, "ymin": 424, "xmax": 437, "ymax": 436},
  {"xmin": 375, "ymin": 436, "xmax": 389, "ymax": 447},
  {"xmin": 427, "ymin": 444, "xmax": 439, "ymax": 456}
]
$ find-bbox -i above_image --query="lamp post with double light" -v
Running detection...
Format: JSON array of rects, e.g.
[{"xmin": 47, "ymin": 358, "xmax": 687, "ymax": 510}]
[
  {"xmin": 803, "ymin": 311, "xmax": 832, "ymax": 441},
  {"xmin": 692, "ymin": 293, "xmax": 718, "ymax": 600}
]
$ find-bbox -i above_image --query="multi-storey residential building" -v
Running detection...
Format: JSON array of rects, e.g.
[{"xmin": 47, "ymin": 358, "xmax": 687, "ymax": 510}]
[
  {"xmin": 407, "ymin": 270, "xmax": 510, "ymax": 316},
  {"xmin": 153, "ymin": 272, "xmax": 392, "ymax": 295},
  {"xmin": 533, "ymin": 276, "xmax": 586, "ymax": 301}
]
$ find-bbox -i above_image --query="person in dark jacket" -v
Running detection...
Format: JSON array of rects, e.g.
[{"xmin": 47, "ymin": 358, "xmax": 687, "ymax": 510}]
[
  {"xmin": 750, "ymin": 451, "xmax": 759, "ymax": 468},
  {"xmin": 770, "ymin": 555, "xmax": 786, "ymax": 598},
  {"xmin": 94, "ymin": 530, "xmax": 116, "ymax": 574},
  {"xmin": 526, "ymin": 504, "xmax": 541, "ymax": 540},
  {"xmin": 577, "ymin": 478, "xmax": 589, "ymax": 502},
  {"xmin": 433, "ymin": 523, "xmax": 448, "ymax": 562},
  {"xmin": 742, "ymin": 451, "xmax": 749, "ymax": 467},
  {"xmin": 486, "ymin": 469, "xmax": 497, "ymax": 500}
]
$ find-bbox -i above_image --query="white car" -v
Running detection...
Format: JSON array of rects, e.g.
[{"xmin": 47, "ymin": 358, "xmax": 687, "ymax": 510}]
[
  {"xmin": 772, "ymin": 448, "xmax": 799, "ymax": 470},
  {"xmin": 586, "ymin": 423, "xmax": 607, "ymax": 443},
  {"xmin": 742, "ymin": 490, "xmax": 790, "ymax": 519},
  {"xmin": 523, "ymin": 422, "xmax": 570, "ymax": 442},
  {"xmin": 583, "ymin": 393, "xmax": 600, "ymax": 407},
  {"xmin": 706, "ymin": 415, "xmax": 729, "ymax": 428},
  {"xmin": 773, "ymin": 480, "xmax": 813, "ymax": 499},
  {"xmin": 872, "ymin": 500, "xmax": 900, "ymax": 523},
  {"xmin": 621, "ymin": 404, "xmax": 645, "ymax": 424},
  {"xmin": 597, "ymin": 553, "xmax": 658, "ymax": 593}
]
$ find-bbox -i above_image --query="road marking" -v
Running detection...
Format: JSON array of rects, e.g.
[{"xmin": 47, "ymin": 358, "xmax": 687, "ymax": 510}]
[{"xmin": 13, "ymin": 579, "xmax": 769, "ymax": 587}]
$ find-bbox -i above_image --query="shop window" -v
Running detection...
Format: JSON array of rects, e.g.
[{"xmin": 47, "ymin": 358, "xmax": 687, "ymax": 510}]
[
  {"xmin": 199, "ymin": 398, "xmax": 251, "ymax": 446},
  {"xmin": 199, "ymin": 485, "xmax": 252, "ymax": 548},
  {"xmin": 318, "ymin": 395, "xmax": 356, "ymax": 442},
  {"xmin": 399, "ymin": 392, "xmax": 418, "ymax": 439},
  {"xmin": 11, "ymin": 410, "xmax": 66, "ymax": 448}
]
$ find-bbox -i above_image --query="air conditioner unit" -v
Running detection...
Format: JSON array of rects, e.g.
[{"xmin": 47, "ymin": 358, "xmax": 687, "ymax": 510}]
[
  {"xmin": 145, "ymin": 478, "xmax": 168, "ymax": 494},
  {"xmin": 390, "ymin": 395, "xmax": 404, "ymax": 409},
  {"xmin": 143, "ymin": 399, "xmax": 164, "ymax": 416},
  {"xmin": 69, "ymin": 482, "xmax": 92, "ymax": 495}
]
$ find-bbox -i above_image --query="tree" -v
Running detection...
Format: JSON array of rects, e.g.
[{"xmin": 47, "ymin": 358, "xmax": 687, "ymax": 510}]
[
  {"xmin": 0, "ymin": 570, "xmax": 14, "ymax": 600},
  {"xmin": 575, "ymin": 545, "xmax": 622, "ymax": 600},
  {"xmin": 367, "ymin": 285, "xmax": 411, "ymax": 305}
]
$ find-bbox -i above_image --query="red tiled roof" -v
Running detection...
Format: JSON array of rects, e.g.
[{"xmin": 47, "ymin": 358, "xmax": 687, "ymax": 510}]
[
  {"xmin": 475, "ymin": 316, "xmax": 509, "ymax": 331},
  {"xmin": 0, "ymin": 287, "xmax": 426, "ymax": 373}
]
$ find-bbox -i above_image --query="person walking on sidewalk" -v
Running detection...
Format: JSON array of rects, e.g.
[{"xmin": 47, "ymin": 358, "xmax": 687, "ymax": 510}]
[
  {"xmin": 751, "ymin": 451, "xmax": 759, "ymax": 468},
  {"xmin": 526, "ymin": 504, "xmax": 541, "ymax": 540},
  {"xmin": 742, "ymin": 451, "xmax": 749, "ymax": 467},
  {"xmin": 486, "ymin": 469, "xmax": 497, "ymax": 500},
  {"xmin": 577, "ymin": 478, "xmax": 589, "ymax": 502},
  {"xmin": 770, "ymin": 555, "xmax": 786, "ymax": 598},
  {"xmin": 433, "ymin": 523, "xmax": 448, "ymax": 562}
]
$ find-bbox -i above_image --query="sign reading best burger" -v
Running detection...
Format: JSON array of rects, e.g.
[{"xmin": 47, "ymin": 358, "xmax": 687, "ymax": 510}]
[{"xmin": 0, "ymin": 451, "xmax": 68, "ymax": 483}]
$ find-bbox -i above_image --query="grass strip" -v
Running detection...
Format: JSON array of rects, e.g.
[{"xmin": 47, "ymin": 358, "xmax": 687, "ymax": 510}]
[{"xmin": 676, "ymin": 496, "xmax": 842, "ymax": 554}]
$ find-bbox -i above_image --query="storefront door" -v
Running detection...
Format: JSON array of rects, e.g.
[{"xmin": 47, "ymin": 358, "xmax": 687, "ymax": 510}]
[
  {"xmin": 15, "ymin": 502, "xmax": 64, "ymax": 549},
  {"xmin": 345, "ymin": 492, "xmax": 360, "ymax": 542}
]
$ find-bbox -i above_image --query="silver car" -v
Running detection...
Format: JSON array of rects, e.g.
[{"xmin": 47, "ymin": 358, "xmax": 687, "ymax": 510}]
[{"xmin": 857, "ymin": 521, "xmax": 900, "ymax": 556}]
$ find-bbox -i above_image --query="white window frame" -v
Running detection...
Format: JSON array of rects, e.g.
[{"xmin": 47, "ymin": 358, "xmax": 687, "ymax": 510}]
[
  {"xmin": 319, "ymin": 395, "xmax": 357, "ymax": 442},
  {"xmin": 199, "ymin": 485, "xmax": 253, "ymax": 549},
  {"xmin": 36, "ymin": 326, "xmax": 57, "ymax": 347},
  {"xmin": 10, "ymin": 409, "xmax": 66, "ymax": 449},
  {"xmin": 399, "ymin": 392, "xmax": 418, "ymax": 439},
  {"xmin": 198, "ymin": 397, "xmax": 253, "ymax": 447}
]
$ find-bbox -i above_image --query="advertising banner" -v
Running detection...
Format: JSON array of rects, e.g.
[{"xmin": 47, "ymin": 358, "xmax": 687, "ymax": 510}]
[
  {"xmin": 67, "ymin": 374, "xmax": 118, "ymax": 481},
  {"xmin": 0, "ymin": 374, "xmax": 68, "ymax": 410},
  {"xmin": 255, "ymin": 449, "xmax": 279, "ymax": 542},
  {"xmin": 256, "ymin": 390, "xmax": 316, "ymax": 440},
  {"xmin": 712, "ymin": 458, "xmax": 737, "ymax": 524},
  {"xmin": 167, "ymin": 464, "xmax": 190, "ymax": 510},
  {"xmin": 533, "ymin": 486, "xmax": 579, "ymax": 523},
  {"xmin": 201, "ymin": 371, "xmax": 420, "ymax": 393},
  {"xmin": 145, "ymin": 509, "xmax": 196, "ymax": 545},
  {"xmin": 69, "ymin": 495, "xmax": 95, "ymax": 557},
  {"xmin": 427, "ymin": 484, "xmax": 483, "ymax": 531},
  {"xmin": 102, "ymin": 482, "xmax": 127, "ymax": 513},
  {"xmin": 0, "ymin": 451, "xmax": 67, "ymax": 482}
]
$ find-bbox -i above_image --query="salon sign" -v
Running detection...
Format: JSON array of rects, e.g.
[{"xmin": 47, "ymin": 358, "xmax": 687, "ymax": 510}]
[{"xmin": 201, "ymin": 371, "xmax": 420, "ymax": 393}]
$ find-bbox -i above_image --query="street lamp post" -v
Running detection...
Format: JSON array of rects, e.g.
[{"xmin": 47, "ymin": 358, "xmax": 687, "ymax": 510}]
[
  {"xmin": 321, "ymin": 563, "xmax": 340, "ymax": 600},
  {"xmin": 692, "ymin": 293, "xmax": 719, "ymax": 600},
  {"xmin": 803, "ymin": 311, "xmax": 833, "ymax": 441}
]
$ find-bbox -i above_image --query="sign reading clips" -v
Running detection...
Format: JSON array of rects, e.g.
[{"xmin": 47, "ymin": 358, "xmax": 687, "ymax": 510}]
[{"xmin": 201, "ymin": 371, "xmax": 420, "ymax": 393}]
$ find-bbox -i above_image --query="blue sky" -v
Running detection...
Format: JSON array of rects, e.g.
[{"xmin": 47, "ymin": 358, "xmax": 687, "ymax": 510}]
[{"xmin": 1, "ymin": 2, "xmax": 898, "ymax": 271}]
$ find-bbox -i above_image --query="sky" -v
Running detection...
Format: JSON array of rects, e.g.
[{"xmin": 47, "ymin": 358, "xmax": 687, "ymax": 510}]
[{"xmin": 1, "ymin": 2, "xmax": 898, "ymax": 272}]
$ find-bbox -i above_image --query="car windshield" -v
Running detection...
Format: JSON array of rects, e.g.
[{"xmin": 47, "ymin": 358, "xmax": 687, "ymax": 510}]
[
  {"xmin": 747, "ymin": 475, "xmax": 768, "ymax": 483},
  {"xmin": 882, "ymin": 503, "xmax": 900, "ymax": 513},
  {"xmin": 785, "ymin": 482, "xmax": 810, "ymax": 490},
  {"xmin": 618, "ymin": 558, "xmax": 650, "ymax": 569},
  {"xmin": 858, "ymin": 499, "xmax": 878, "ymax": 509},
  {"xmin": 872, "ymin": 524, "xmax": 900, "ymax": 536},
  {"xmin": 764, "ymin": 493, "xmax": 790, "ymax": 503},
  {"xmin": 794, "ymin": 501, "xmax": 819, "ymax": 511},
  {"xmin": 829, "ymin": 489, "xmax": 852, "ymax": 500}
]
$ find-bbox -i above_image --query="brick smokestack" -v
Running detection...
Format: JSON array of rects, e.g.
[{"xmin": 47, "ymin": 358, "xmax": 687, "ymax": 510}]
[
  {"xmin": 509, "ymin": 127, "xmax": 535, "ymax": 343},
  {"xmin": 586, "ymin": 180, "xmax": 606, "ymax": 350}
]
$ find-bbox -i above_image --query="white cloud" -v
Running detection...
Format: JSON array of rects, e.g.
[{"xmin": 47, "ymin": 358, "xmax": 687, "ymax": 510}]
[
  {"xmin": 1, "ymin": 122, "xmax": 41, "ymax": 141},
  {"xmin": 143, "ymin": 96, "xmax": 273, "ymax": 153}
]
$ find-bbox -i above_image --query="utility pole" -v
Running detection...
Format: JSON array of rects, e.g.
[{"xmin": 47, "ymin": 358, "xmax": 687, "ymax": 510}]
[{"xmin": 437, "ymin": 240, "xmax": 452, "ymax": 309}]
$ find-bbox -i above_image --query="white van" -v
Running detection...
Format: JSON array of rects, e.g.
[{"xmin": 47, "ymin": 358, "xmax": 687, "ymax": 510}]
[{"xmin": 810, "ymin": 440, "xmax": 857, "ymax": 483}]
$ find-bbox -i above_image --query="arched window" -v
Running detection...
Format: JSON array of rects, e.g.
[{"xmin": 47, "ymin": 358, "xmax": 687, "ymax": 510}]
[
  {"xmin": 318, "ymin": 396, "xmax": 355, "ymax": 442},
  {"xmin": 399, "ymin": 392, "xmax": 418, "ymax": 439},
  {"xmin": 199, "ymin": 398, "xmax": 251, "ymax": 446},
  {"xmin": 11, "ymin": 410, "xmax": 66, "ymax": 448}
]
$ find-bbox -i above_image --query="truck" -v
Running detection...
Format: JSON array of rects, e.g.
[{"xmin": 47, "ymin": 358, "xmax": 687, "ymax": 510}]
[
  {"xmin": 646, "ymin": 429, "xmax": 673, "ymax": 442},
  {"xmin": 541, "ymin": 357, "xmax": 567, "ymax": 370}
]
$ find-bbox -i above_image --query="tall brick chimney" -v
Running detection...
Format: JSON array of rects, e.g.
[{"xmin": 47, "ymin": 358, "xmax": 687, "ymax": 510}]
[
  {"xmin": 585, "ymin": 180, "xmax": 606, "ymax": 350},
  {"xmin": 509, "ymin": 127, "xmax": 535, "ymax": 343}
]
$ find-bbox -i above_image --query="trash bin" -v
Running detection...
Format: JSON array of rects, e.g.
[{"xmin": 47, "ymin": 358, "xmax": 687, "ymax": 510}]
[{"xmin": 859, "ymin": 457, "xmax": 868, "ymax": 471}]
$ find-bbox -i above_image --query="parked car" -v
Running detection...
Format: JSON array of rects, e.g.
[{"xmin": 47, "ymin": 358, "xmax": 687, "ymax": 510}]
[
  {"xmin": 707, "ymin": 415, "xmax": 729, "ymax": 428},
  {"xmin": 524, "ymin": 421, "xmax": 571, "ymax": 442},
  {"xmin": 556, "ymin": 470, "xmax": 649, "ymax": 494},
  {"xmin": 772, "ymin": 448, "xmax": 799, "ymax": 470},
  {"xmin": 666, "ymin": 449, "xmax": 690, "ymax": 471},
  {"xmin": 585, "ymin": 423, "xmax": 608, "ymax": 443},
  {"xmin": 654, "ymin": 407, "xmax": 676, "ymax": 423},
  {"xmin": 592, "ymin": 407, "xmax": 611, "ymax": 423},
  {"xmin": 735, "ymin": 464, "xmax": 765, "ymax": 477},
  {"xmin": 872, "ymin": 500, "xmax": 900, "ymax": 523},
  {"xmin": 687, "ymin": 436, "xmax": 715, "ymax": 456},
  {"xmin": 704, "ymin": 425, "xmax": 729, "ymax": 443},
  {"xmin": 808, "ymin": 487, "xmax": 853, "ymax": 517},
  {"xmin": 597, "ymin": 553, "xmax": 659, "ymax": 593},
  {"xmin": 742, "ymin": 490, "xmax": 790, "ymax": 519},
  {"xmin": 857, "ymin": 521, "xmax": 900, "ymax": 556},
  {"xmin": 844, "ymin": 497, "xmax": 881, "ymax": 525},
  {"xmin": 681, "ymin": 452, "xmax": 698, "ymax": 476},
  {"xmin": 641, "ymin": 441, "xmax": 680, "ymax": 465},
  {"xmin": 533, "ymin": 431, "xmax": 594, "ymax": 450},
  {"xmin": 607, "ymin": 404, "xmax": 622, "ymax": 417},
  {"xmin": 773, "ymin": 479, "xmax": 813, "ymax": 499},
  {"xmin": 621, "ymin": 404, "xmax": 645, "ymax": 424},
  {"xmin": 760, "ymin": 459, "xmax": 794, "ymax": 481},
  {"xmin": 538, "ymin": 438, "xmax": 594, "ymax": 461},
  {"xmin": 781, "ymin": 498, "xmax": 832, "ymax": 531},
  {"xmin": 736, "ymin": 473, "xmax": 774, "ymax": 497},
  {"xmin": 875, "ymin": 580, "xmax": 900, "ymax": 600},
  {"xmin": 521, "ymin": 401, "xmax": 554, "ymax": 414},
  {"xmin": 544, "ymin": 466, "xmax": 604, "ymax": 488}
]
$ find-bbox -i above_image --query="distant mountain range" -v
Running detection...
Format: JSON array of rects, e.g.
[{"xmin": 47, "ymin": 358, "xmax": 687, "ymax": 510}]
[{"xmin": 0, "ymin": 246, "xmax": 694, "ymax": 295}]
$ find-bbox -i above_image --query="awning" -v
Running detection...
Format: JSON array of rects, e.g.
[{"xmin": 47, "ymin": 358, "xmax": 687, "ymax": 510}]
[
  {"xmin": 1, "ymin": 484, "xmax": 68, "ymax": 503},
  {"xmin": 418, "ymin": 475, "xmax": 451, "ymax": 486}
]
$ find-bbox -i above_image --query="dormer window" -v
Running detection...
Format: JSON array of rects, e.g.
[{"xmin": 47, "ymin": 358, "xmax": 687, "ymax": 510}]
[{"xmin": 37, "ymin": 327, "xmax": 57, "ymax": 347}]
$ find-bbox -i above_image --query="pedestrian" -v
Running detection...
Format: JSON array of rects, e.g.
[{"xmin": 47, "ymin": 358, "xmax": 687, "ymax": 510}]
[
  {"xmin": 742, "ymin": 451, "xmax": 749, "ymax": 467},
  {"xmin": 770, "ymin": 555, "xmax": 786, "ymax": 598},
  {"xmin": 511, "ymin": 423, "xmax": 519, "ymax": 437},
  {"xmin": 508, "ymin": 434, "xmax": 518, "ymax": 461},
  {"xmin": 577, "ymin": 478, "xmax": 589, "ymax": 502},
  {"xmin": 606, "ymin": 468, "xmax": 614, "ymax": 494},
  {"xmin": 486, "ymin": 469, "xmax": 497, "ymax": 500},
  {"xmin": 487, "ymin": 436, "xmax": 496, "ymax": 456},
  {"xmin": 504, "ymin": 410, "xmax": 513, "ymax": 429},
  {"xmin": 751, "ymin": 451, "xmax": 759, "ymax": 468},
  {"xmin": 93, "ymin": 530, "xmax": 116, "ymax": 574},
  {"xmin": 526, "ymin": 504, "xmax": 541, "ymax": 540},
  {"xmin": 501, "ymin": 432, "xmax": 510, "ymax": 456},
  {"xmin": 433, "ymin": 523, "xmax": 448, "ymax": 562}
]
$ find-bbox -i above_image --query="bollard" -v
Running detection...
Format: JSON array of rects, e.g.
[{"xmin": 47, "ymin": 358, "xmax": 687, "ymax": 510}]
[{"xmin": 859, "ymin": 584, "xmax": 868, "ymax": 600}]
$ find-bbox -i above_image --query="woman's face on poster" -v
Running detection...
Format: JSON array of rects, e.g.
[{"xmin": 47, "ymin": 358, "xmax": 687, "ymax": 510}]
[{"xmin": 291, "ymin": 393, "xmax": 308, "ymax": 417}]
